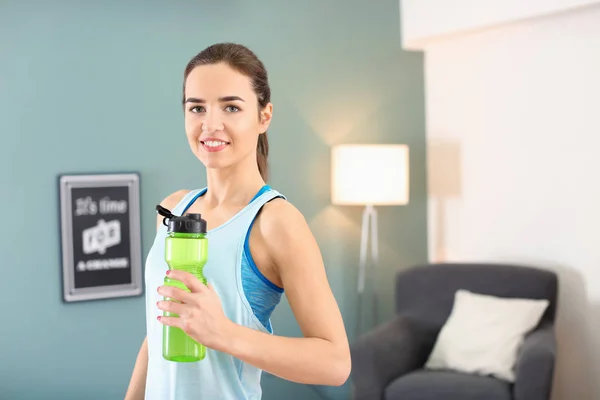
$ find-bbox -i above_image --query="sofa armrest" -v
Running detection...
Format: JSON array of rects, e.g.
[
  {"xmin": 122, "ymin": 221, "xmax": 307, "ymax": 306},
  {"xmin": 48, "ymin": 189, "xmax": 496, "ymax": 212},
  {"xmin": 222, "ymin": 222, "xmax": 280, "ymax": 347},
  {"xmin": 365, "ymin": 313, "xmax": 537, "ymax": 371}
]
[
  {"xmin": 514, "ymin": 323, "xmax": 556, "ymax": 400},
  {"xmin": 350, "ymin": 315, "xmax": 437, "ymax": 400}
]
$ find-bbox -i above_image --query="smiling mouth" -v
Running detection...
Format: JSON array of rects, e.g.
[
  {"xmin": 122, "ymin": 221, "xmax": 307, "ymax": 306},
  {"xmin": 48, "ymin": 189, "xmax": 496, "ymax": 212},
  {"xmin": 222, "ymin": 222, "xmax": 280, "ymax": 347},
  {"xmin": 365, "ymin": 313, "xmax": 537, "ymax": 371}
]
[{"xmin": 200, "ymin": 140, "xmax": 230, "ymax": 152}]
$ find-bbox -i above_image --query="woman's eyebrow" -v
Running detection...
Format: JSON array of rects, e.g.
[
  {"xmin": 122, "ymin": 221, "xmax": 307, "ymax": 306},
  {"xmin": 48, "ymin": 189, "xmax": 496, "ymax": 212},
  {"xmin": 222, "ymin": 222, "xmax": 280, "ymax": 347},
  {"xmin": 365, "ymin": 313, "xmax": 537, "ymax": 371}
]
[{"xmin": 184, "ymin": 96, "xmax": 246, "ymax": 104}]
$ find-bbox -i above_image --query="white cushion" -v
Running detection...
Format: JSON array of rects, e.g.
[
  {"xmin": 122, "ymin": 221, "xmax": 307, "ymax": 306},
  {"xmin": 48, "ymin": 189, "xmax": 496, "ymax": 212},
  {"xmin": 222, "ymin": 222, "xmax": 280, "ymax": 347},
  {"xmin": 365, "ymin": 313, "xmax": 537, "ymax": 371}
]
[{"xmin": 424, "ymin": 289, "xmax": 549, "ymax": 382}]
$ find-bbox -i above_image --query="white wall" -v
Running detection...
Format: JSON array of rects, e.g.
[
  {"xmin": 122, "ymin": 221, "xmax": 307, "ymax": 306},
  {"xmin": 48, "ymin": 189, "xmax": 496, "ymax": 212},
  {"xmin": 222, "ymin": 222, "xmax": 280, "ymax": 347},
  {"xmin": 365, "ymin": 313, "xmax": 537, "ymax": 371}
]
[
  {"xmin": 403, "ymin": 2, "xmax": 600, "ymax": 399},
  {"xmin": 401, "ymin": 0, "xmax": 600, "ymax": 49}
]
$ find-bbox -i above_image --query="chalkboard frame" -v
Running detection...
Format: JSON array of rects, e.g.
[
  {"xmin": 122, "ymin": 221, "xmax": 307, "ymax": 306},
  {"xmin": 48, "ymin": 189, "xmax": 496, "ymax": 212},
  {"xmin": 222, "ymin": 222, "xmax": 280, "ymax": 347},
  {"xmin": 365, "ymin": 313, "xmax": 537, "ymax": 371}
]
[{"xmin": 58, "ymin": 173, "xmax": 143, "ymax": 302}]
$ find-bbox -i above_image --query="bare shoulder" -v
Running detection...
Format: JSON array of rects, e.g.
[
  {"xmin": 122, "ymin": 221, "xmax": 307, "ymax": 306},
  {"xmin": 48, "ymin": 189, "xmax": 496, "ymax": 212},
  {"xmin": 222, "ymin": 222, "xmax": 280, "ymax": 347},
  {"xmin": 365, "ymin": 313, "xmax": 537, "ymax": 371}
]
[
  {"xmin": 155, "ymin": 189, "xmax": 191, "ymax": 229},
  {"xmin": 160, "ymin": 189, "xmax": 191, "ymax": 209},
  {"xmin": 257, "ymin": 197, "xmax": 309, "ymax": 238},
  {"xmin": 254, "ymin": 198, "xmax": 318, "ymax": 266}
]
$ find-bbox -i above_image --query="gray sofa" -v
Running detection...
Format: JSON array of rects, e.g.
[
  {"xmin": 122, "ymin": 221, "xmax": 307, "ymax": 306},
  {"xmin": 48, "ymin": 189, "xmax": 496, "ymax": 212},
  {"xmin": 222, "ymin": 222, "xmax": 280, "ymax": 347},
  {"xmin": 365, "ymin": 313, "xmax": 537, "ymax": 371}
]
[{"xmin": 350, "ymin": 262, "xmax": 558, "ymax": 400}]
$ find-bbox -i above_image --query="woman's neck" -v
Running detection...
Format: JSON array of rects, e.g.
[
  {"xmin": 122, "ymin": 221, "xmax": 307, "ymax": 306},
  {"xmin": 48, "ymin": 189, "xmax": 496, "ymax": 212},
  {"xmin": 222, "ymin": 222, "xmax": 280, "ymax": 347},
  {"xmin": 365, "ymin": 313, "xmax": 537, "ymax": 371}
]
[{"xmin": 204, "ymin": 157, "xmax": 266, "ymax": 207}]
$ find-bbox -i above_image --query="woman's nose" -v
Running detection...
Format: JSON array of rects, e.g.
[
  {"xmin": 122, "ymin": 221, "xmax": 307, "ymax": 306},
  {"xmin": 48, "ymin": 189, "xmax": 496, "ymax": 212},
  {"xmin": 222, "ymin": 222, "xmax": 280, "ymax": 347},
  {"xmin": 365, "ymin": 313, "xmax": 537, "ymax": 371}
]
[{"xmin": 201, "ymin": 111, "xmax": 224, "ymax": 133}]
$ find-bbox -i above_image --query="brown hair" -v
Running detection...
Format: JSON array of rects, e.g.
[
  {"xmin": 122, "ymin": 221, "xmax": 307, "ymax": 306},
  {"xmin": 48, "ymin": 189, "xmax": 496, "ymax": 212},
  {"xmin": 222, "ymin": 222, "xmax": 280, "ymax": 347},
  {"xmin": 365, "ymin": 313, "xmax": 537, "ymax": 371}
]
[{"xmin": 182, "ymin": 43, "xmax": 271, "ymax": 181}]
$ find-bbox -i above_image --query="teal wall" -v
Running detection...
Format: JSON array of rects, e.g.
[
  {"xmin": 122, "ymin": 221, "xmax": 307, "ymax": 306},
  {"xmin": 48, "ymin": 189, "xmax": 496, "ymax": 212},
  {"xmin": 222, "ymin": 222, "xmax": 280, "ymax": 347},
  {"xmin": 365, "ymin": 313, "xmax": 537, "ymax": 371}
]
[{"xmin": 0, "ymin": 1, "xmax": 426, "ymax": 399}]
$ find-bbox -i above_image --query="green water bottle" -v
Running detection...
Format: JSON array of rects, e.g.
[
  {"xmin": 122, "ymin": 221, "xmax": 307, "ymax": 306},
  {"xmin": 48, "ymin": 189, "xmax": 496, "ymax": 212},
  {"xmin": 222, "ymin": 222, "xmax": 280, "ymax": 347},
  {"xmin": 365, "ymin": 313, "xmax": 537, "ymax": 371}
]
[{"xmin": 156, "ymin": 205, "xmax": 208, "ymax": 362}]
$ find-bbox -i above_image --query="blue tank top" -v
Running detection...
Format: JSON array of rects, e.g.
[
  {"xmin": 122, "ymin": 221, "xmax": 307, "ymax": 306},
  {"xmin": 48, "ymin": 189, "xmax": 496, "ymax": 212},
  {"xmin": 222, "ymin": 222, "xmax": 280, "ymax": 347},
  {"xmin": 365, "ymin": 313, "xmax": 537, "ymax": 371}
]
[{"xmin": 144, "ymin": 186, "xmax": 286, "ymax": 400}]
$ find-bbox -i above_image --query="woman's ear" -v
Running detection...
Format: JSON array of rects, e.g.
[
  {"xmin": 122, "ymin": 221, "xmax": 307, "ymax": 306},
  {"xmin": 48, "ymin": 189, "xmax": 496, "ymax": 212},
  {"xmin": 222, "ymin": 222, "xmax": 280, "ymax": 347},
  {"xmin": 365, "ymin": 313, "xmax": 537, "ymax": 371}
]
[{"xmin": 259, "ymin": 103, "xmax": 273, "ymax": 134}]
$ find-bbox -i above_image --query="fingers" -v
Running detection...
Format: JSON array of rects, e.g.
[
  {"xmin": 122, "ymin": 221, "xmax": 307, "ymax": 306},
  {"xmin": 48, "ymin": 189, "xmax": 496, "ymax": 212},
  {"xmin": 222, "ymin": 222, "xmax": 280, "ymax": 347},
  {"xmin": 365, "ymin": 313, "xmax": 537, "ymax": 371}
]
[
  {"xmin": 157, "ymin": 315, "xmax": 183, "ymax": 329},
  {"xmin": 166, "ymin": 269, "xmax": 207, "ymax": 293},
  {"xmin": 157, "ymin": 299, "xmax": 189, "ymax": 317},
  {"xmin": 157, "ymin": 285, "xmax": 195, "ymax": 304}
]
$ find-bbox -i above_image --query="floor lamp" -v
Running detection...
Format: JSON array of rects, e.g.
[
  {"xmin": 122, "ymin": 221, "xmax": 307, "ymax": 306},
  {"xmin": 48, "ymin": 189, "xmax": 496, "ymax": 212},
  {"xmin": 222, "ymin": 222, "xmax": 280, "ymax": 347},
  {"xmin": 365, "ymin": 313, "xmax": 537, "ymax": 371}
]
[{"xmin": 331, "ymin": 144, "xmax": 409, "ymax": 340}]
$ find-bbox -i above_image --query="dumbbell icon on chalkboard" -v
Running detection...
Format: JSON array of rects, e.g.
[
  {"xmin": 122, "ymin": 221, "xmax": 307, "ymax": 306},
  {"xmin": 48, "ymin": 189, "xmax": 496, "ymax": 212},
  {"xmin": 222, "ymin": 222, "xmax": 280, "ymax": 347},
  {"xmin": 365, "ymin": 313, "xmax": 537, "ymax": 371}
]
[{"xmin": 82, "ymin": 219, "xmax": 122, "ymax": 255}]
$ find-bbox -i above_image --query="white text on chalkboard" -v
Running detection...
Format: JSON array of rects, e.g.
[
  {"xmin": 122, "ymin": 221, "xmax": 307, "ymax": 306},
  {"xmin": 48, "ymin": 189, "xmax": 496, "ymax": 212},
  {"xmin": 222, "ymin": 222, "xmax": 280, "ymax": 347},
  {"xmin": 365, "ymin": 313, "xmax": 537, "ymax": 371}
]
[
  {"xmin": 83, "ymin": 219, "xmax": 122, "ymax": 255},
  {"xmin": 76, "ymin": 257, "xmax": 129, "ymax": 272},
  {"xmin": 75, "ymin": 196, "xmax": 128, "ymax": 216}
]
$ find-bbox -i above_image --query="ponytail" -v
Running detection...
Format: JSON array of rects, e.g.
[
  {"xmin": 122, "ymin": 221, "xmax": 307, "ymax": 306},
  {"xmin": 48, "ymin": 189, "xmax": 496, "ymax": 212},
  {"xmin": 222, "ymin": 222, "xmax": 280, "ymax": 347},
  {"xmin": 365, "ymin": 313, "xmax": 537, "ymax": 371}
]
[{"xmin": 257, "ymin": 133, "xmax": 269, "ymax": 182}]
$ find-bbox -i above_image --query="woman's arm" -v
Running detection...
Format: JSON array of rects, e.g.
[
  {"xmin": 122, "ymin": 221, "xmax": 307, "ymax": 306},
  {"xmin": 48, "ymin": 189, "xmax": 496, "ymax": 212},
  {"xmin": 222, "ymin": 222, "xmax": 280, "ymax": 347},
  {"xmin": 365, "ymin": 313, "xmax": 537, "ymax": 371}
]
[
  {"xmin": 224, "ymin": 199, "xmax": 351, "ymax": 386},
  {"xmin": 156, "ymin": 198, "xmax": 351, "ymax": 386},
  {"xmin": 124, "ymin": 337, "xmax": 148, "ymax": 400}
]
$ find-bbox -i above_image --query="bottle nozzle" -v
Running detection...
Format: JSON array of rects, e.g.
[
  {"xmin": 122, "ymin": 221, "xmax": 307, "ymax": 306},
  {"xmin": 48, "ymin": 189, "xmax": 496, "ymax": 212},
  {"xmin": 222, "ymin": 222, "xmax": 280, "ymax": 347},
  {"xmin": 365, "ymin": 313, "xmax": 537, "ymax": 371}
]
[{"xmin": 156, "ymin": 205, "xmax": 175, "ymax": 227}]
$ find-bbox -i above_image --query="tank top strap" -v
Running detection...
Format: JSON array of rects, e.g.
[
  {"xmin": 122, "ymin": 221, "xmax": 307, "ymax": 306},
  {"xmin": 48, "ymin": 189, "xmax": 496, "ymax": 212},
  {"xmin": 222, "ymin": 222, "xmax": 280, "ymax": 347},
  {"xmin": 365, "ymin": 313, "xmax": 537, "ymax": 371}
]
[
  {"xmin": 171, "ymin": 188, "xmax": 207, "ymax": 216},
  {"xmin": 163, "ymin": 187, "xmax": 284, "ymax": 239},
  {"xmin": 238, "ymin": 188, "xmax": 286, "ymax": 230},
  {"xmin": 206, "ymin": 187, "xmax": 286, "ymax": 246}
]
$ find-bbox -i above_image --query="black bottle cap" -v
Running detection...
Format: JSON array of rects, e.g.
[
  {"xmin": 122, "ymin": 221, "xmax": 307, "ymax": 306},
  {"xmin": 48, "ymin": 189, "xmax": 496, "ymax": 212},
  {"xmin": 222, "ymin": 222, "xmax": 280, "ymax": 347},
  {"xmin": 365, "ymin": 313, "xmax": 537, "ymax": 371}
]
[
  {"xmin": 156, "ymin": 205, "xmax": 207, "ymax": 234},
  {"xmin": 168, "ymin": 213, "xmax": 207, "ymax": 234}
]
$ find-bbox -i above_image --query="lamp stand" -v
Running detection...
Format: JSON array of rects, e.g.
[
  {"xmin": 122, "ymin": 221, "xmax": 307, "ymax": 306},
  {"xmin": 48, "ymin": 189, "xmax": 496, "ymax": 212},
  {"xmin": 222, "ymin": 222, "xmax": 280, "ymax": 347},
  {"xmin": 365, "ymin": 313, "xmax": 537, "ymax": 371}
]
[{"xmin": 355, "ymin": 204, "xmax": 379, "ymax": 340}]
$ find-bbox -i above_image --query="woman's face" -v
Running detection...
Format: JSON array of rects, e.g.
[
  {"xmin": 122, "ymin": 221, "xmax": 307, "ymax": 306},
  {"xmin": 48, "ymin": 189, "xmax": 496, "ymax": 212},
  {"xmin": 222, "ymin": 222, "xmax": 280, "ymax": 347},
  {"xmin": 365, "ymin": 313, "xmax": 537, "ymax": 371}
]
[{"xmin": 183, "ymin": 62, "xmax": 272, "ymax": 173}]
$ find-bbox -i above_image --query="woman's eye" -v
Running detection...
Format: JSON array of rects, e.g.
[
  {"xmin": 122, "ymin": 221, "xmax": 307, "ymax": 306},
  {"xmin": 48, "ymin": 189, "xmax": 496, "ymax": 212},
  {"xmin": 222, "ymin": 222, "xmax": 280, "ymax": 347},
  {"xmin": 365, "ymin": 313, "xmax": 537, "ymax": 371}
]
[
  {"xmin": 190, "ymin": 106, "xmax": 205, "ymax": 113},
  {"xmin": 224, "ymin": 105, "xmax": 240, "ymax": 113}
]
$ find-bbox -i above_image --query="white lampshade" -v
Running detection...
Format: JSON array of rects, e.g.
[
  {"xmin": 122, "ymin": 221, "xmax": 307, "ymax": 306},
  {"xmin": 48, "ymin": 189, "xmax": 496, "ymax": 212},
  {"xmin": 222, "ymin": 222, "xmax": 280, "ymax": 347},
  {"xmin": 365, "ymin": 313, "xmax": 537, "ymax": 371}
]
[{"xmin": 331, "ymin": 144, "xmax": 409, "ymax": 206}]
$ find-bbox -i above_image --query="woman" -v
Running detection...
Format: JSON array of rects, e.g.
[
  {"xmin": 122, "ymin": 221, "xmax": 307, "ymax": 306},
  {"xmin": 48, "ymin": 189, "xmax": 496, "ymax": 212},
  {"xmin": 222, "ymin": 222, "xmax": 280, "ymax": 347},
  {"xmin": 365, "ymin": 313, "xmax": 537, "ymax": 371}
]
[{"xmin": 125, "ymin": 43, "xmax": 351, "ymax": 400}]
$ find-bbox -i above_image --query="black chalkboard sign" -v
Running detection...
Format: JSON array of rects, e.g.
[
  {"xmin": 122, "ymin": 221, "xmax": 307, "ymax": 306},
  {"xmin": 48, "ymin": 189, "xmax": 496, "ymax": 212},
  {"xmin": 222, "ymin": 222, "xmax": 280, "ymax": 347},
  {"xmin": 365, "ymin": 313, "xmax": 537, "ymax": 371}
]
[{"xmin": 59, "ymin": 173, "xmax": 143, "ymax": 302}]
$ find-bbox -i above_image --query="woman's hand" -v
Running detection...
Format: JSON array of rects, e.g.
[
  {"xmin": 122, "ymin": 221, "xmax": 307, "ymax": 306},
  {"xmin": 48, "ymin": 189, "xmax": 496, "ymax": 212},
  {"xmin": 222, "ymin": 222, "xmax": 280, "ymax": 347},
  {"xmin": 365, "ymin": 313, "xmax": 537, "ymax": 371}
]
[{"xmin": 156, "ymin": 270, "xmax": 233, "ymax": 351}]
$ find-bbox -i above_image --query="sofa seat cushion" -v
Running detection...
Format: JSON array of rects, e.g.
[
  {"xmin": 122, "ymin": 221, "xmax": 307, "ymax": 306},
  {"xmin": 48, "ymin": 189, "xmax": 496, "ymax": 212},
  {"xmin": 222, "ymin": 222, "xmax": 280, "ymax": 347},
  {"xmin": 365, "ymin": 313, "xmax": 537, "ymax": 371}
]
[{"xmin": 384, "ymin": 369, "xmax": 512, "ymax": 400}]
